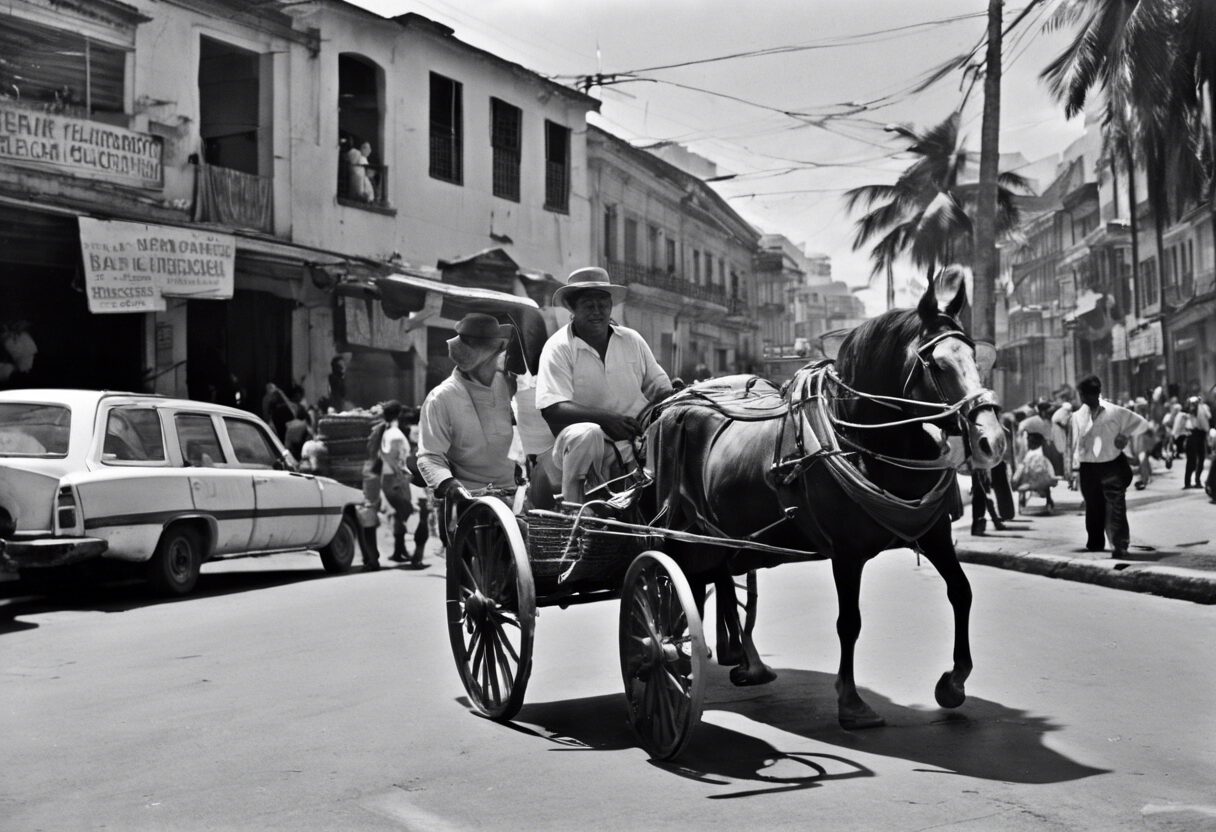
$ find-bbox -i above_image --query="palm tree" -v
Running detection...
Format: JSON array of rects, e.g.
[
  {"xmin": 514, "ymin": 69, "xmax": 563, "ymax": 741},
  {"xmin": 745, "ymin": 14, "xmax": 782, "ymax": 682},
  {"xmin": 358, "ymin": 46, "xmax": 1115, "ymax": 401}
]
[
  {"xmin": 844, "ymin": 112, "xmax": 1030, "ymax": 308},
  {"xmin": 1042, "ymin": 0, "xmax": 1210, "ymax": 311}
]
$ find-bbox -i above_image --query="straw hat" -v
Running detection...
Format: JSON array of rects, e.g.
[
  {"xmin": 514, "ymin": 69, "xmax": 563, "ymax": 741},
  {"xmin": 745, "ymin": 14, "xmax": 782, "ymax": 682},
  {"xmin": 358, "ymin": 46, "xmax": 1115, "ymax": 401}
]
[
  {"xmin": 446, "ymin": 313, "xmax": 512, "ymax": 371},
  {"xmin": 551, "ymin": 266, "xmax": 628, "ymax": 310}
]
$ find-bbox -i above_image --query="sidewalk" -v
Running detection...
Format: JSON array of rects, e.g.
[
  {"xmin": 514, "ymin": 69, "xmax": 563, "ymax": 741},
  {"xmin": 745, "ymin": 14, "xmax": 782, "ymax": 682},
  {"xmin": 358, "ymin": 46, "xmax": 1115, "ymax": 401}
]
[{"xmin": 954, "ymin": 459, "xmax": 1216, "ymax": 604}]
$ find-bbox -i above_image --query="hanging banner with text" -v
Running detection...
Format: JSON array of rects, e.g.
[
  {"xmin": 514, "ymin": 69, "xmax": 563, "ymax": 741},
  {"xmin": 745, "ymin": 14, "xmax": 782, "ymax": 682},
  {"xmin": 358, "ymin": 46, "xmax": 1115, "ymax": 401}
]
[
  {"xmin": 78, "ymin": 218, "xmax": 236, "ymax": 314},
  {"xmin": 0, "ymin": 103, "xmax": 163, "ymax": 190}
]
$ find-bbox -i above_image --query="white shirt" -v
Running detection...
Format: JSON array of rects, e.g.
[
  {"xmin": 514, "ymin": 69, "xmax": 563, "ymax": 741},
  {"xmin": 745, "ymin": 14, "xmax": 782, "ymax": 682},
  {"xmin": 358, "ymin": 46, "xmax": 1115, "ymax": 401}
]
[
  {"xmin": 416, "ymin": 370, "xmax": 516, "ymax": 490},
  {"xmin": 380, "ymin": 421, "xmax": 409, "ymax": 476},
  {"xmin": 1070, "ymin": 399, "xmax": 1150, "ymax": 466},
  {"xmin": 534, "ymin": 323, "xmax": 670, "ymax": 453}
]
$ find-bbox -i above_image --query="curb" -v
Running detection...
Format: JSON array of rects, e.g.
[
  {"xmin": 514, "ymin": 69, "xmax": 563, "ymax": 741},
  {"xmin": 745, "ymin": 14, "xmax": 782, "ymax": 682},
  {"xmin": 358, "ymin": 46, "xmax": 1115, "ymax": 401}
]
[{"xmin": 956, "ymin": 548, "xmax": 1216, "ymax": 605}]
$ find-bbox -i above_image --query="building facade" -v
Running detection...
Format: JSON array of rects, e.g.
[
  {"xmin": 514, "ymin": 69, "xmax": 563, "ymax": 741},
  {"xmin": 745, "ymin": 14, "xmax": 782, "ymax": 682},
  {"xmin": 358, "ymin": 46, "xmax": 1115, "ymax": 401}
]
[
  {"xmin": 0, "ymin": 0, "xmax": 598, "ymax": 410},
  {"xmin": 586, "ymin": 125, "xmax": 758, "ymax": 379}
]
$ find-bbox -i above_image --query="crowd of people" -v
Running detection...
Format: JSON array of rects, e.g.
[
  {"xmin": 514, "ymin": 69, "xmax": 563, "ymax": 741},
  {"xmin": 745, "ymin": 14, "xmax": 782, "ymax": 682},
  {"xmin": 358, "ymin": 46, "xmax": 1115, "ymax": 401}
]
[{"xmin": 969, "ymin": 377, "xmax": 1216, "ymax": 558}]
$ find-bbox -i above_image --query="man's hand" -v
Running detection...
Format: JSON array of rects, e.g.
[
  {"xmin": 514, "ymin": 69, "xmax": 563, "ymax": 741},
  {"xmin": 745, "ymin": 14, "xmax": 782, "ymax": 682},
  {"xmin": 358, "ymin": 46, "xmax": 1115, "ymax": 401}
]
[
  {"xmin": 601, "ymin": 412, "xmax": 641, "ymax": 441},
  {"xmin": 1114, "ymin": 433, "xmax": 1129, "ymax": 450},
  {"xmin": 437, "ymin": 477, "xmax": 473, "ymax": 507}
]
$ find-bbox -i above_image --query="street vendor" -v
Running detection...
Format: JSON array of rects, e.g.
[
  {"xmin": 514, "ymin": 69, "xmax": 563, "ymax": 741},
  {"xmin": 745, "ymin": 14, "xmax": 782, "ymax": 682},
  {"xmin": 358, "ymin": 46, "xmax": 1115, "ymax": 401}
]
[
  {"xmin": 534, "ymin": 267, "xmax": 674, "ymax": 506},
  {"xmin": 416, "ymin": 313, "xmax": 518, "ymax": 507}
]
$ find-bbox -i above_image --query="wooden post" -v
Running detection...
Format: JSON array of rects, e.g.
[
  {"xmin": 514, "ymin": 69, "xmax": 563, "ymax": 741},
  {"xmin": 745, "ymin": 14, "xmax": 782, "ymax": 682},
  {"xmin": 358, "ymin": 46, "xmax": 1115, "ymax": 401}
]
[{"xmin": 972, "ymin": 0, "xmax": 1003, "ymax": 343}]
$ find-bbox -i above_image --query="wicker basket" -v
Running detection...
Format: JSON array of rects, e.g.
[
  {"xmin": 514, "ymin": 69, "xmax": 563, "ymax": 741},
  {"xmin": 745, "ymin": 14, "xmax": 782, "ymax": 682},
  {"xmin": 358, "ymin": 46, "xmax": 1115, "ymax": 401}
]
[{"xmin": 523, "ymin": 511, "xmax": 653, "ymax": 584}]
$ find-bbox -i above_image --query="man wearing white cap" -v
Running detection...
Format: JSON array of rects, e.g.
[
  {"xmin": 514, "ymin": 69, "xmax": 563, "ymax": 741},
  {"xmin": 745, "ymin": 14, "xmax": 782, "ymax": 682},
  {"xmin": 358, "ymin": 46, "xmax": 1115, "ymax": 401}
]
[
  {"xmin": 534, "ymin": 267, "xmax": 674, "ymax": 505},
  {"xmin": 417, "ymin": 314, "xmax": 518, "ymax": 508}
]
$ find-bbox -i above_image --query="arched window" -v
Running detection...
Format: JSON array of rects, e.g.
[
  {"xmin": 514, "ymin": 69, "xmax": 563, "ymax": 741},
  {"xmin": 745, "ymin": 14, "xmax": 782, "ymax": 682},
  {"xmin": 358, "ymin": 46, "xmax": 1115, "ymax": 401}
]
[{"xmin": 337, "ymin": 54, "xmax": 386, "ymax": 206}]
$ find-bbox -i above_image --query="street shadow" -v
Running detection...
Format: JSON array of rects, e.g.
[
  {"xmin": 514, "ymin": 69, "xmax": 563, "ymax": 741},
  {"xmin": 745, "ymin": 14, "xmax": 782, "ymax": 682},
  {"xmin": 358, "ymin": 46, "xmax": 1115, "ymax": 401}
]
[
  {"xmin": 0, "ymin": 563, "xmax": 338, "ymax": 626},
  {"xmin": 703, "ymin": 667, "xmax": 1107, "ymax": 784},
  {"xmin": 509, "ymin": 692, "xmax": 874, "ymax": 798},
  {"xmin": 506, "ymin": 665, "xmax": 1105, "ymax": 792}
]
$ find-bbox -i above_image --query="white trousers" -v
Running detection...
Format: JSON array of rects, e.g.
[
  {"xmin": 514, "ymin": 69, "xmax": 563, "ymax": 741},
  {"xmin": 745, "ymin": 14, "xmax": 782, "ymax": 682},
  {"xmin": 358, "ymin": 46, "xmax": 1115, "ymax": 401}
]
[{"xmin": 537, "ymin": 422, "xmax": 632, "ymax": 503}]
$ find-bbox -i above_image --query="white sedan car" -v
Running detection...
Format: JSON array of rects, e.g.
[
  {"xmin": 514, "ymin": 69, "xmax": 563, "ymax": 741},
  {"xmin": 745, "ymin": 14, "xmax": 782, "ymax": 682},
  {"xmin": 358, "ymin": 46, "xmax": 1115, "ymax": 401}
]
[{"xmin": 0, "ymin": 389, "xmax": 366, "ymax": 595}]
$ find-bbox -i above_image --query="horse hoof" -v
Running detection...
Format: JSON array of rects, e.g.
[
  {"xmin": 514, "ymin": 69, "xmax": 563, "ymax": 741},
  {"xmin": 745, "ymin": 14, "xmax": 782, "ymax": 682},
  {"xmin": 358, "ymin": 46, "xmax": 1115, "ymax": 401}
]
[
  {"xmin": 838, "ymin": 708, "xmax": 886, "ymax": 730},
  {"xmin": 935, "ymin": 671, "xmax": 966, "ymax": 709},
  {"xmin": 729, "ymin": 664, "xmax": 778, "ymax": 687}
]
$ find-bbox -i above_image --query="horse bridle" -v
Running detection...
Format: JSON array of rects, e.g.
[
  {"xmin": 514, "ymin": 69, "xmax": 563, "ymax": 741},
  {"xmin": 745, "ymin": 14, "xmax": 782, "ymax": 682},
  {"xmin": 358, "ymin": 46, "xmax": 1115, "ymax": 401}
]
[{"xmin": 901, "ymin": 315, "xmax": 998, "ymax": 433}]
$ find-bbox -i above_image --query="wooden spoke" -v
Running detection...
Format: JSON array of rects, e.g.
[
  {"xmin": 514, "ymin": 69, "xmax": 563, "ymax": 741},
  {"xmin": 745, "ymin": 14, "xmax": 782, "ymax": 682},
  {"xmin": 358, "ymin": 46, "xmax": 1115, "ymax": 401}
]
[
  {"xmin": 619, "ymin": 552, "xmax": 707, "ymax": 761},
  {"xmin": 447, "ymin": 499, "xmax": 535, "ymax": 721}
]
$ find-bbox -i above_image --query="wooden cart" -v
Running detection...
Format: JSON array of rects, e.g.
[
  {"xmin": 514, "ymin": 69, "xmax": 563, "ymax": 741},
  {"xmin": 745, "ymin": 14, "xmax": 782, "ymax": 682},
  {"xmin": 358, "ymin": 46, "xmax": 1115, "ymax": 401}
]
[{"xmin": 444, "ymin": 495, "xmax": 815, "ymax": 760}]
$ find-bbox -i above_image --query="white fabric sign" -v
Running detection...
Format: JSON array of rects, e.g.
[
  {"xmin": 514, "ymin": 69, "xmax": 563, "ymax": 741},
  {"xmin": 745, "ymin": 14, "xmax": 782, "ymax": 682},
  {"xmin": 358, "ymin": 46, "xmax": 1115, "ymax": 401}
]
[{"xmin": 79, "ymin": 218, "xmax": 235, "ymax": 313}]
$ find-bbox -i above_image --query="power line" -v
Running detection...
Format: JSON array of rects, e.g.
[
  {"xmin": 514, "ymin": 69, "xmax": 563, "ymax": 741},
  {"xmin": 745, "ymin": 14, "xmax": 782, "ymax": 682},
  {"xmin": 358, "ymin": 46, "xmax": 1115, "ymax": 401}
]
[{"xmin": 556, "ymin": 9, "xmax": 1009, "ymax": 78}]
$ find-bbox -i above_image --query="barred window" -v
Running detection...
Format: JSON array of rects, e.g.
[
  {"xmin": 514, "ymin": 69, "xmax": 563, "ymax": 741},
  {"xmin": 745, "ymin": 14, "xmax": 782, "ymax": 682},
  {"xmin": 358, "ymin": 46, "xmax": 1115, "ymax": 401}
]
[
  {"xmin": 429, "ymin": 73, "xmax": 462, "ymax": 184},
  {"xmin": 544, "ymin": 120, "xmax": 570, "ymax": 213},
  {"xmin": 490, "ymin": 97, "xmax": 521, "ymax": 201}
]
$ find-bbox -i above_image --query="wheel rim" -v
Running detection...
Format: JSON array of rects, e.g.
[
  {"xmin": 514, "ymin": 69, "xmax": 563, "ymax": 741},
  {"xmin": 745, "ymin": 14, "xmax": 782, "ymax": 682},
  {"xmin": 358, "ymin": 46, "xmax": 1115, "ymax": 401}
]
[
  {"xmin": 446, "ymin": 500, "xmax": 535, "ymax": 720},
  {"xmin": 619, "ymin": 551, "xmax": 706, "ymax": 760},
  {"xmin": 168, "ymin": 537, "xmax": 194, "ymax": 584},
  {"xmin": 333, "ymin": 521, "xmax": 356, "ymax": 568}
]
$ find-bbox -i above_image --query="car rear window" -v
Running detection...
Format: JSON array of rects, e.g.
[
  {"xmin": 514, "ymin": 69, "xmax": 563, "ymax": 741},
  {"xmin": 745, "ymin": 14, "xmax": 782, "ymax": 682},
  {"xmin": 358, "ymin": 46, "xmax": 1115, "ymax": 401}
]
[
  {"xmin": 224, "ymin": 418, "xmax": 279, "ymax": 468},
  {"xmin": 175, "ymin": 413, "xmax": 225, "ymax": 467},
  {"xmin": 0, "ymin": 403, "xmax": 71, "ymax": 458},
  {"xmin": 103, "ymin": 407, "xmax": 166, "ymax": 463}
]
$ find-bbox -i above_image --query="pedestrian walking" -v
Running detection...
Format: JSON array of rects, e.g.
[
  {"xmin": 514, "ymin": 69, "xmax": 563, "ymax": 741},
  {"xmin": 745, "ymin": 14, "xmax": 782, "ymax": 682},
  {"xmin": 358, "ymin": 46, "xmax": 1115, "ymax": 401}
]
[
  {"xmin": 1131, "ymin": 397, "xmax": 1156, "ymax": 490},
  {"xmin": 357, "ymin": 407, "xmax": 388, "ymax": 572},
  {"xmin": 1070, "ymin": 375, "xmax": 1150, "ymax": 559},
  {"xmin": 378, "ymin": 400, "xmax": 418, "ymax": 566},
  {"xmin": 969, "ymin": 465, "xmax": 1007, "ymax": 536},
  {"xmin": 1182, "ymin": 396, "xmax": 1211, "ymax": 489}
]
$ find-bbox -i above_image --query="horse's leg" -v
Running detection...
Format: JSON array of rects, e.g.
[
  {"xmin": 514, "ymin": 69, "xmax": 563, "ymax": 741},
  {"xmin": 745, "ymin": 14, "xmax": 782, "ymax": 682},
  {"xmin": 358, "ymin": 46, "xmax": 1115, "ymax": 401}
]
[
  {"xmin": 917, "ymin": 520, "xmax": 972, "ymax": 709},
  {"xmin": 715, "ymin": 570, "xmax": 776, "ymax": 685},
  {"xmin": 714, "ymin": 573, "xmax": 742, "ymax": 666},
  {"xmin": 832, "ymin": 554, "xmax": 885, "ymax": 728}
]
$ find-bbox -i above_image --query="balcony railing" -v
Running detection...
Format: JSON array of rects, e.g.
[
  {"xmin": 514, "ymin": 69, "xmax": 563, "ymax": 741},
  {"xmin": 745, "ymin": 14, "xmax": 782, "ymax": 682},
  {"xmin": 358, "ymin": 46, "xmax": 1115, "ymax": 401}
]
[
  {"xmin": 337, "ymin": 160, "xmax": 391, "ymax": 209},
  {"xmin": 193, "ymin": 162, "xmax": 273, "ymax": 233},
  {"xmin": 606, "ymin": 260, "xmax": 728, "ymax": 307}
]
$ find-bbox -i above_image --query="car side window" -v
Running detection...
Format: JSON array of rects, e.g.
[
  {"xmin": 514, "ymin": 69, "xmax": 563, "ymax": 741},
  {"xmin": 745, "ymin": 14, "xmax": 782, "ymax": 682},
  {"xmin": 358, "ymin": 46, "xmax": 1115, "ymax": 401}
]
[
  {"xmin": 224, "ymin": 418, "xmax": 279, "ymax": 469},
  {"xmin": 175, "ymin": 414, "xmax": 225, "ymax": 467},
  {"xmin": 103, "ymin": 407, "xmax": 166, "ymax": 463}
]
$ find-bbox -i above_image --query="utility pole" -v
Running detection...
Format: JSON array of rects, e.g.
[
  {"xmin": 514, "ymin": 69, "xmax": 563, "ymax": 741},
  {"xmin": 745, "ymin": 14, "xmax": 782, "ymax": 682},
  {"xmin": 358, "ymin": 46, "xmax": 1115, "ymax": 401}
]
[{"xmin": 972, "ymin": 0, "xmax": 1003, "ymax": 344}]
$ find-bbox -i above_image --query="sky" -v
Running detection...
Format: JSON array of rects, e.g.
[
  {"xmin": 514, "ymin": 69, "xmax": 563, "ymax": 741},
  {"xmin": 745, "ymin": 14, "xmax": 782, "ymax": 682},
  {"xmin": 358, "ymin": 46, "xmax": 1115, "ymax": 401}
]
[{"xmin": 347, "ymin": 0, "xmax": 1089, "ymax": 316}]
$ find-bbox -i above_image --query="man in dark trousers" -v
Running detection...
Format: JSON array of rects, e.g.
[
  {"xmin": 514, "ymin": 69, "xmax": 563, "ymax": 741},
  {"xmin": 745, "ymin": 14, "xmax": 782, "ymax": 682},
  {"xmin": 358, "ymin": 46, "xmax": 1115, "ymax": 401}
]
[{"xmin": 1069, "ymin": 375, "xmax": 1150, "ymax": 559}]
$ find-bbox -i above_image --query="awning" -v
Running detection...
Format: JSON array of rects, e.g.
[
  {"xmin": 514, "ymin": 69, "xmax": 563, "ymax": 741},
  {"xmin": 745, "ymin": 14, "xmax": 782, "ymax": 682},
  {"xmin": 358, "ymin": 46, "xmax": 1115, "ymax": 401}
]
[
  {"xmin": 1064, "ymin": 290, "xmax": 1103, "ymax": 323},
  {"xmin": 336, "ymin": 270, "xmax": 547, "ymax": 374}
]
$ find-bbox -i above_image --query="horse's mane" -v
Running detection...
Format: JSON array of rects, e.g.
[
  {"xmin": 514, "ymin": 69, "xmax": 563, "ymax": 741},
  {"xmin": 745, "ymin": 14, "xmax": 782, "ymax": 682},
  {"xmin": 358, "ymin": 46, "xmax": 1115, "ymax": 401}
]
[{"xmin": 835, "ymin": 308, "xmax": 922, "ymax": 393}]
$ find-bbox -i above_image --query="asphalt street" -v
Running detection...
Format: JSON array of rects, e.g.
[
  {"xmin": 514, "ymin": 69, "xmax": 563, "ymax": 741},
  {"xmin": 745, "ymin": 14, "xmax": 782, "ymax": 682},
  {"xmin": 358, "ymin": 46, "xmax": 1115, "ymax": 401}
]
[{"xmin": 3, "ymin": 540, "xmax": 1214, "ymax": 831}]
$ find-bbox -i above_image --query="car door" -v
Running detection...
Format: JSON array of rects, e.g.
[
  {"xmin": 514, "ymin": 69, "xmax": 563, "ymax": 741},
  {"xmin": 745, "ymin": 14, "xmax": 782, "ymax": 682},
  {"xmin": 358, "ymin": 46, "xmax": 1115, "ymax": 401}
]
[
  {"xmin": 173, "ymin": 411, "xmax": 254, "ymax": 554},
  {"xmin": 222, "ymin": 417, "xmax": 321, "ymax": 551}
]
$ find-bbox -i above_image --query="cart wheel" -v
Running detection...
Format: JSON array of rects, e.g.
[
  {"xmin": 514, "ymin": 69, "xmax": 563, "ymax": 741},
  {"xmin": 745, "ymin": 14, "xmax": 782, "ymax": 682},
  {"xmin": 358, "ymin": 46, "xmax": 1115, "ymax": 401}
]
[
  {"xmin": 446, "ymin": 497, "xmax": 536, "ymax": 721},
  {"xmin": 619, "ymin": 550, "xmax": 707, "ymax": 761}
]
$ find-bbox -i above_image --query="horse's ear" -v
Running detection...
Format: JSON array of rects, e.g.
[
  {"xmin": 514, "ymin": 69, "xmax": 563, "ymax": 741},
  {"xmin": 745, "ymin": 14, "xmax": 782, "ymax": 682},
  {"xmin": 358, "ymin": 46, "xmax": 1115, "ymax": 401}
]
[
  {"xmin": 939, "ymin": 264, "xmax": 970, "ymax": 318},
  {"xmin": 916, "ymin": 274, "xmax": 939, "ymax": 324}
]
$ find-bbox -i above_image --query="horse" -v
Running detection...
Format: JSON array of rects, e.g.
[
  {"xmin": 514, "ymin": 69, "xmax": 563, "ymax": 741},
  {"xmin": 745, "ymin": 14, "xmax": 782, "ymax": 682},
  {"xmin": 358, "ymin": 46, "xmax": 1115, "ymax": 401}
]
[{"xmin": 643, "ymin": 267, "xmax": 1006, "ymax": 729}]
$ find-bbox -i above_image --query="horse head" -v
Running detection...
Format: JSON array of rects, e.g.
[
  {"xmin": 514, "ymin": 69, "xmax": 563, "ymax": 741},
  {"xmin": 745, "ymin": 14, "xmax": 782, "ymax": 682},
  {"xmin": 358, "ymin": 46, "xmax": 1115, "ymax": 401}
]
[{"xmin": 911, "ymin": 265, "xmax": 1005, "ymax": 469}]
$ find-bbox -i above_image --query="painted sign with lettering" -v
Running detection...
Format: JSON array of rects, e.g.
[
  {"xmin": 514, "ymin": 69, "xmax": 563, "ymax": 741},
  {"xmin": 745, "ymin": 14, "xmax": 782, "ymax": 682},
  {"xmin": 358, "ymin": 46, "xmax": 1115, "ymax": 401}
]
[
  {"xmin": 0, "ymin": 103, "xmax": 163, "ymax": 189},
  {"xmin": 79, "ymin": 218, "xmax": 235, "ymax": 314}
]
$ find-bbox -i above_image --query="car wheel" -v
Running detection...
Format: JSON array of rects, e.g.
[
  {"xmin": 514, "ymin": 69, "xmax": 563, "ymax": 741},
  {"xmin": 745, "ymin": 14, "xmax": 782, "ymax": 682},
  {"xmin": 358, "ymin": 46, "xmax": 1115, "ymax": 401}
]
[
  {"xmin": 147, "ymin": 525, "xmax": 203, "ymax": 596},
  {"xmin": 320, "ymin": 513, "xmax": 359, "ymax": 574}
]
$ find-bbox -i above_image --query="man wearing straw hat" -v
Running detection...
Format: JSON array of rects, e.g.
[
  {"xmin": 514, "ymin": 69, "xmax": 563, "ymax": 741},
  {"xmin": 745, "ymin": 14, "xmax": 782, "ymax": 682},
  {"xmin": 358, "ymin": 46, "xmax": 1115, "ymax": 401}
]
[
  {"xmin": 416, "ymin": 313, "xmax": 518, "ymax": 511},
  {"xmin": 534, "ymin": 267, "xmax": 673, "ymax": 506}
]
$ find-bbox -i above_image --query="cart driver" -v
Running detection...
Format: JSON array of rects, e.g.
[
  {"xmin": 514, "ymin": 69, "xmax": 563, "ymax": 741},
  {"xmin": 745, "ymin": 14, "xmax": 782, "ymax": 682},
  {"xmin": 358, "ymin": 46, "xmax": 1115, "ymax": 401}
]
[
  {"xmin": 416, "ymin": 313, "xmax": 518, "ymax": 508},
  {"xmin": 534, "ymin": 267, "xmax": 674, "ymax": 506}
]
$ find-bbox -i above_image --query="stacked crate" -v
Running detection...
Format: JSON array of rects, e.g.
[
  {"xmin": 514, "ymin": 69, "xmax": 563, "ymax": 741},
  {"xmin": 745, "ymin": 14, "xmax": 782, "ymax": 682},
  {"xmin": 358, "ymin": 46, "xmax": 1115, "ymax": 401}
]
[{"xmin": 316, "ymin": 412, "xmax": 378, "ymax": 488}]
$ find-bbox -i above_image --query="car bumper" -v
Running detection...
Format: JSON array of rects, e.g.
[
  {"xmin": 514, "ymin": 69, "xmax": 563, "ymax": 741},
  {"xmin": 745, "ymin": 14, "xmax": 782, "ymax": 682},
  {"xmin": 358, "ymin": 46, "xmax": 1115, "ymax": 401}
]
[{"xmin": 2, "ymin": 536, "xmax": 109, "ymax": 569}]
